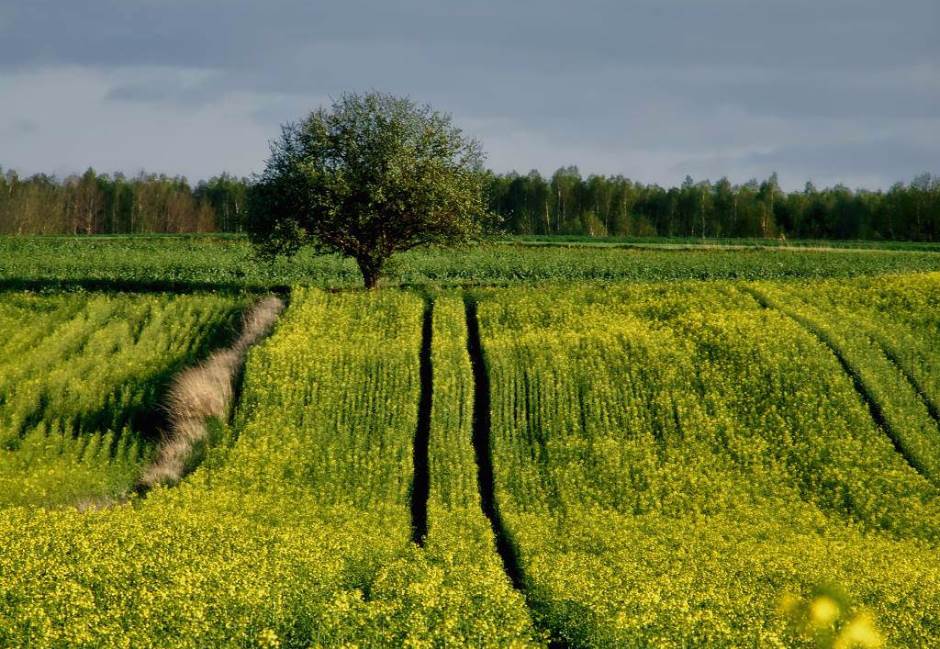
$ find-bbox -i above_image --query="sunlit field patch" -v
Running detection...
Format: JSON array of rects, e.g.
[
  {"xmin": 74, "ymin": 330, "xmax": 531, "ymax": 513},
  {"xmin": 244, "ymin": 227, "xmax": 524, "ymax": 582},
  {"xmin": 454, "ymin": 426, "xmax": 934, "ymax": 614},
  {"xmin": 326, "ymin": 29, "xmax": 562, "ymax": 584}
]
[{"xmin": 0, "ymin": 271, "xmax": 938, "ymax": 647}]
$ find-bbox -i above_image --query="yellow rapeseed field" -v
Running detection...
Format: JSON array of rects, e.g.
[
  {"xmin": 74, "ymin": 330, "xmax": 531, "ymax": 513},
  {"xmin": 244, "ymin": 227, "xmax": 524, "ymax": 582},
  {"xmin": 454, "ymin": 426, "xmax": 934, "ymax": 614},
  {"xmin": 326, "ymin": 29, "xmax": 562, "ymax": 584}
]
[{"xmin": 0, "ymin": 275, "xmax": 938, "ymax": 647}]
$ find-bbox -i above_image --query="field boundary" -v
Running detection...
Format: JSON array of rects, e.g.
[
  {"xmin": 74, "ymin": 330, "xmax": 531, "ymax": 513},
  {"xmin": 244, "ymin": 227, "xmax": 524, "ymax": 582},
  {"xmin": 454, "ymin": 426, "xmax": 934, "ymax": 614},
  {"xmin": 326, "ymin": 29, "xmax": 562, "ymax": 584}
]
[
  {"xmin": 742, "ymin": 286, "xmax": 930, "ymax": 481},
  {"xmin": 0, "ymin": 278, "xmax": 290, "ymax": 295}
]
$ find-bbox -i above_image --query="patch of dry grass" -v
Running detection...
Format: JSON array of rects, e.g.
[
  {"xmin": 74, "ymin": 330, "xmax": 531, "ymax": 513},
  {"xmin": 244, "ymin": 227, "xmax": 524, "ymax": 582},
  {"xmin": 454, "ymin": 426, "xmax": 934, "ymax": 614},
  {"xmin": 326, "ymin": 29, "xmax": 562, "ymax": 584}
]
[{"xmin": 137, "ymin": 296, "xmax": 284, "ymax": 489}]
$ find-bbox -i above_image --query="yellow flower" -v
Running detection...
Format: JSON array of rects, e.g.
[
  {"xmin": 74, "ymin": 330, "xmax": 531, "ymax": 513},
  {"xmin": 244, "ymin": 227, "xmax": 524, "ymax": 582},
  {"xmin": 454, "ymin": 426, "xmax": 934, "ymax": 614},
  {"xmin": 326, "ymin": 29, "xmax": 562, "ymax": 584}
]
[
  {"xmin": 809, "ymin": 596, "xmax": 840, "ymax": 628},
  {"xmin": 257, "ymin": 627, "xmax": 280, "ymax": 648},
  {"xmin": 834, "ymin": 612, "xmax": 883, "ymax": 649}
]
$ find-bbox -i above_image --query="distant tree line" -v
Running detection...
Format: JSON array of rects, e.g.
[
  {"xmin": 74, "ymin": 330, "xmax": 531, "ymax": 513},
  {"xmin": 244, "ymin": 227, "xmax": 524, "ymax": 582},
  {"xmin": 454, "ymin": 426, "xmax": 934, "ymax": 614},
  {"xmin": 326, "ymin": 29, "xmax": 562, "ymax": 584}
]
[
  {"xmin": 0, "ymin": 168, "xmax": 247, "ymax": 235},
  {"xmin": 2, "ymin": 165, "xmax": 939, "ymax": 240},
  {"xmin": 487, "ymin": 168, "xmax": 940, "ymax": 241}
]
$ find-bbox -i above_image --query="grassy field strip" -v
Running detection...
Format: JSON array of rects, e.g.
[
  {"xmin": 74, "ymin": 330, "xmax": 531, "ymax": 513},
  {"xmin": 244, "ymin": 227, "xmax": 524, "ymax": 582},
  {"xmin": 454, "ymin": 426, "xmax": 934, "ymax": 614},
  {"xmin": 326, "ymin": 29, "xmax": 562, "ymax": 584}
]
[
  {"xmin": 417, "ymin": 294, "xmax": 540, "ymax": 645},
  {"xmin": 2, "ymin": 278, "xmax": 940, "ymax": 646},
  {"xmin": 477, "ymin": 281, "xmax": 940, "ymax": 646},
  {"xmin": 206, "ymin": 289, "xmax": 540, "ymax": 645},
  {"xmin": 873, "ymin": 338, "xmax": 940, "ymax": 427},
  {"xmin": 745, "ymin": 284, "xmax": 940, "ymax": 487},
  {"xmin": 0, "ymin": 292, "xmax": 247, "ymax": 507},
  {"xmin": 839, "ymin": 309, "xmax": 940, "ymax": 427},
  {"xmin": 464, "ymin": 293, "xmax": 570, "ymax": 646},
  {"xmin": 210, "ymin": 289, "xmax": 421, "ymax": 505},
  {"xmin": 0, "ymin": 288, "xmax": 540, "ymax": 646},
  {"xmin": 507, "ymin": 239, "xmax": 939, "ymax": 255},
  {"xmin": 5, "ymin": 236, "xmax": 940, "ymax": 289},
  {"xmin": 509, "ymin": 235, "xmax": 940, "ymax": 253}
]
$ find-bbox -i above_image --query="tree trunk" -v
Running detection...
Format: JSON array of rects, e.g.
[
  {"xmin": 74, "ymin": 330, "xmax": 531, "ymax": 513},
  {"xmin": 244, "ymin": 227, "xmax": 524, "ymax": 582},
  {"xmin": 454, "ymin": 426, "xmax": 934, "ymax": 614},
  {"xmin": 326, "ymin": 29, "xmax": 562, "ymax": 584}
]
[{"xmin": 356, "ymin": 256, "xmax": 383, "ymax": 289}]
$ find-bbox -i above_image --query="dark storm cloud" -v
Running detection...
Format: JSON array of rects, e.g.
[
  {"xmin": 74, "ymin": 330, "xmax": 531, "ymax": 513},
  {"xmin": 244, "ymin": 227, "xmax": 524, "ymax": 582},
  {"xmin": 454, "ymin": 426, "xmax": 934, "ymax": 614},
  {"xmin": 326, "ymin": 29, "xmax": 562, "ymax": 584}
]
[
  {"xmin": 3, "ymin": 1, "xmax": 936, "ymax": 71},
  {"xmin": 0, "ymin": 1, "xmax": 937, "ymax": 187}
]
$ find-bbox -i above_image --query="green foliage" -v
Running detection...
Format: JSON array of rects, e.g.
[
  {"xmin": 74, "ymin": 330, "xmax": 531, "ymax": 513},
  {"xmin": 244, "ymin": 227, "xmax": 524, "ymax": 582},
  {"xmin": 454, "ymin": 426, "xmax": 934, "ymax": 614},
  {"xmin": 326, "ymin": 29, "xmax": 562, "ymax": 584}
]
[
  {"xmin": 488, "ymin": 168, "xmax": 940, "ymax": 241},
  {"xmin": 0, "ymin": 169, "xmax": 235, "ymax": 236},
  {"xmin": 4, "ymin": 235, "xmax": 940, "ymax": 289},
  {"xmin": 3, "ymin": 161, "xmax": 940, "ymax": 243},
  {"xmin": 248, "ymin": 92, "xmax": 489, "ymax": 287},
  {"xmin": 767, "ymin": 273, "xmax": 940, "ymax": 425},
  {"xmin": 1, "ymin": 273, "xmax": 939, "ymax": 646},
  {"xmin": 750, "ymin": 274, "xmax": 940, "ymax": 485}
]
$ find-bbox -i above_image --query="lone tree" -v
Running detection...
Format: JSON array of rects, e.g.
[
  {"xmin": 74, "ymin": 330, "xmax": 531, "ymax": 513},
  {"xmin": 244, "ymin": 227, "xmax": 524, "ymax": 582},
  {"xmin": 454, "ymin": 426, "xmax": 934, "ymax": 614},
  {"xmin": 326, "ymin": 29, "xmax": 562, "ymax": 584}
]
[{"xmin": 248, "ymin": 92, "xmax": 489, "ymax": 288}]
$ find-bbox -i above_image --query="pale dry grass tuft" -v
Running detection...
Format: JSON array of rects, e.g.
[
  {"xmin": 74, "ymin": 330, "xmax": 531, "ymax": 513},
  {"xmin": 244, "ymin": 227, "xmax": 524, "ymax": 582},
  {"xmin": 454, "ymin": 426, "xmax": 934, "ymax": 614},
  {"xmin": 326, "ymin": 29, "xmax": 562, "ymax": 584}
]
[
  {"xmin": 75, "ymin": 495, "xmax": 124, "ymax": 512},
  {"xmin": 136, "ymin": 296, "xmax": 284, "ymax": 490}
]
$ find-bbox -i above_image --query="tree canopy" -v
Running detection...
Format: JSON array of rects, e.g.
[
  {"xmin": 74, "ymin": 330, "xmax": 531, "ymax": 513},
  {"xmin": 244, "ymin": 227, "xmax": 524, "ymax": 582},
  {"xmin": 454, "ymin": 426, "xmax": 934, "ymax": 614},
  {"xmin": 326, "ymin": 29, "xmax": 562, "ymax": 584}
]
[{"xmin": 247, "ymin": 92, "xmax": 490, "ymax": 288}]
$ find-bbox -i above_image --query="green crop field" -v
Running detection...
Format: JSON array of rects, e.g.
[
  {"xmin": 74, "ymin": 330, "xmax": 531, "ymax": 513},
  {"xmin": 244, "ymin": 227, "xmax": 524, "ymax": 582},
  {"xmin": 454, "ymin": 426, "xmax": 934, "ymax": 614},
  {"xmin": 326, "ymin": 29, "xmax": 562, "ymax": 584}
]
[
  {"xmin": 0, "ymin": 236, "xmax": 938, "ymax": 647},
  {"xmin": 4, "ymin": 235, "xmax": 940, "ymax": 290}
]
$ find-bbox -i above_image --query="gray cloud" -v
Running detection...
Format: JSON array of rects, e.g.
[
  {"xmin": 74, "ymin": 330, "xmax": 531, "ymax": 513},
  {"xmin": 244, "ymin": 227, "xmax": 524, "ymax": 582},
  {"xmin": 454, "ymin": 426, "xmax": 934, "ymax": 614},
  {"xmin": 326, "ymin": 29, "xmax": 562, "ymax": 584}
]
[
  {"xmin": 0, "ymin": 1, "xmax": 937, "ymax": 189},
  {"xmin": 11, "ymin": 118, "xmax": 38, "ymax": 134}
]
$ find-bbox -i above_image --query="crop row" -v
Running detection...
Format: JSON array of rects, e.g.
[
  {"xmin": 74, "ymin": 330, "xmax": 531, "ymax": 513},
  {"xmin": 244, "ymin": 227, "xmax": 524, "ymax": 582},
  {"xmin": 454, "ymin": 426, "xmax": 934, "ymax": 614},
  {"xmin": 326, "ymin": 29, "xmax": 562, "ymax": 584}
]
[
  {"xmin": 748, "ymin": 275, "xmax": 940, "ymax": 486},
  {"xmin": 767, "ymin": 272, "xmax": 939, "ymax": 429},
  {"xmin": 0, "ymin": 289, "xmax": 538, "ymax": 647}
]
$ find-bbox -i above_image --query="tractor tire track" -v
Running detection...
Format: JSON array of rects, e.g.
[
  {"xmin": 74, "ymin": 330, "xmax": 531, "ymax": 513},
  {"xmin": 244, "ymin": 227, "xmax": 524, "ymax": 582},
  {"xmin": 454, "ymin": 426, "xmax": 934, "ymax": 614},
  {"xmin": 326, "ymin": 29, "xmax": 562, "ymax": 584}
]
[
  {"xmin": 870, "ymin": 337, "xmax": 940, "ymax": 431},
  {"xmin": 464, "ymin": 295, "xmax": 570, "ymax": 649},
  {"xmin": 410, "ymin": 298, "xmax": 433, "ymax": 545},
  {"xmin": 741, "ymin": 286, "xmax": 930, "ymax": 482}
]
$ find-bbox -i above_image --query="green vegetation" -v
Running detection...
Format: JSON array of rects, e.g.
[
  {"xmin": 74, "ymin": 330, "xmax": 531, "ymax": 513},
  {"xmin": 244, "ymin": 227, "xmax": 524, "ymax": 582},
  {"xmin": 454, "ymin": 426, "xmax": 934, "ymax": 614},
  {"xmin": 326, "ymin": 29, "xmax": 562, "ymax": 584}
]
[
  {"xmin": 0, "ymin": 289, "xmax": 538, "ymax": 647},
  {"xmin": 488, "ymin": 169, "xmax": 940, "ymax": 241},
  {"xmin": 0, "ymin": 292, "xmax": 245, "ymax": 507},
  {"xmin": 512, "ymin": 234, "xmax": 940, "ymax": 252},
  {"xmin": 477, "ymin": 279, "xmax": 940, "ymax": 646},
  {"xmin": 3, "ymin": 235, "xmax": 940, "ymax": 290},
  {"xmin": 4, "ymin": 162, "xmax": 939, "ymax": 242},
  {"xmin": 766, "ymin": 274, "xmax": 940, "ymax": 427},
  {"xmin": 248, "ymin": 92, "xmax": 489, "ymax": 288},
  {"xmin": 0, "ymin": 240, "xmax": 938, "ymax": 647},
  {"xmin": 748, "ymin": 275, "xmax": 940, "ymax": 486}
]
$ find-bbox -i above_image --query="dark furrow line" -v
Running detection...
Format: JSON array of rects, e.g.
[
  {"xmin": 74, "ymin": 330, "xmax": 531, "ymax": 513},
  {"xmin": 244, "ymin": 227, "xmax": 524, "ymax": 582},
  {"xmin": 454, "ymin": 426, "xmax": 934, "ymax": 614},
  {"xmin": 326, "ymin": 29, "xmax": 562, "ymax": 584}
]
[
  {"xmin": 464, "ymin": 297, "xmax": 524, "ymax": 587},
  {"xmin": 742, "ymin": 286, "xmax": 928, "ymax": 480},
  {"xmin": 410, "ymin": 298, "xmax": 433, "ymax": 546},
  {"xmin": 873, "ymin": 339, "xmax": 940, "ymax": 430},
  {"xmin": 463, "ymin": 296, "xmax": 570, "ymax": 649}
]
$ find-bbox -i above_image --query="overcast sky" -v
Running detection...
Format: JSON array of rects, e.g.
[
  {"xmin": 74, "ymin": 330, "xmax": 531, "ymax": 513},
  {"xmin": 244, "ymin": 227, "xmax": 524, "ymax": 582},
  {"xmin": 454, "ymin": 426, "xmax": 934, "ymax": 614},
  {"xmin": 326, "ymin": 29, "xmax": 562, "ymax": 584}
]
[{"xmin": 1, "ymin": 0, "xmax": 937, "ymax": 190}]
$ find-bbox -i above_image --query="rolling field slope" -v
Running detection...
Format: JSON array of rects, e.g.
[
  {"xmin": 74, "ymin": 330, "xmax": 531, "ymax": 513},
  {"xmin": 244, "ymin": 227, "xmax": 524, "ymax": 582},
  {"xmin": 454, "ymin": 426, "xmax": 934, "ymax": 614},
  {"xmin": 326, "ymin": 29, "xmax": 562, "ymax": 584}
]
[
  {"xmin": 476, "ymin": 280, "xmax": 940, "ymax": 646},
  {"xmin": 0, "ymin": 289, "xmax": 536, "ymax": 647},
  {"xmin": 0, "ymin": 269, "xmax": 938, "ymax": 646}
]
